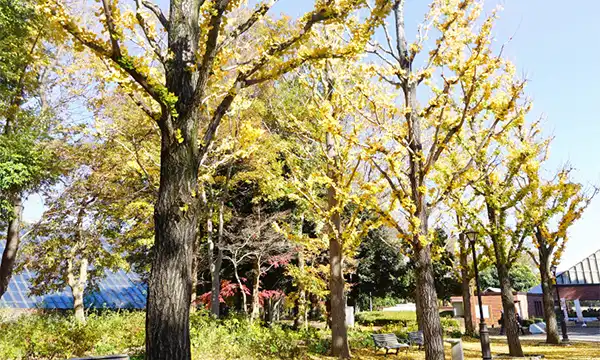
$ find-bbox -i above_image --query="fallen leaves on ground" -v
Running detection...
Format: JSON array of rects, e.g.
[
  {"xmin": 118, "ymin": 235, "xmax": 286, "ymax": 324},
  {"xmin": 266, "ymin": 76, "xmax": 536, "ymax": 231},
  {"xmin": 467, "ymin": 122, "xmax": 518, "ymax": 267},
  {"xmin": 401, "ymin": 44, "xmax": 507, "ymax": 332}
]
[{"xmin": 307, "ymin": 340, "xmax": 600, "ymax": 360}]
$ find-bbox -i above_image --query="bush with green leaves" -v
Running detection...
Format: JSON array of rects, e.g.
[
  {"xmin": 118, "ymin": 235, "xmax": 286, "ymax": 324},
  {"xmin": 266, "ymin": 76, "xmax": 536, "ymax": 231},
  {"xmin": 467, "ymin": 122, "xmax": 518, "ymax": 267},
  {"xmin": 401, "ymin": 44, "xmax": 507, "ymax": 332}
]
[
  {"xmin": 0, "ymin": 309, "xmax": 462, "ymax": 359},
  {"xmin": 355, "ymin": 310, "xmax": 417, "ymax": 326},
  {"xmin": 355, "ymin": 311, "xmax": 461, "ymax": 337},
  {"xmin": 0, "ymin": 311, "xmax": 145, "ymax": 359}
]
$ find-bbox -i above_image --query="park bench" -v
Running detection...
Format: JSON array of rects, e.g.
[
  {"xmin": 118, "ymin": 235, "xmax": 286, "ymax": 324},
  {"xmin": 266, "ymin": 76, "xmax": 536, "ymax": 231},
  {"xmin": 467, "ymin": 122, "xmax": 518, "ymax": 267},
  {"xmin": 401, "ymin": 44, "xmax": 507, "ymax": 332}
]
[
  {"xmin": 69, "ymin": 356, "xmax": 129, "ymax": 360},
  {"xmin": 371, "ymin": 333, "xmax": 409, "ymax": 356},
  {"xmin": 408, "ymin": 330, "xmax": 424, "ymax": 349}
]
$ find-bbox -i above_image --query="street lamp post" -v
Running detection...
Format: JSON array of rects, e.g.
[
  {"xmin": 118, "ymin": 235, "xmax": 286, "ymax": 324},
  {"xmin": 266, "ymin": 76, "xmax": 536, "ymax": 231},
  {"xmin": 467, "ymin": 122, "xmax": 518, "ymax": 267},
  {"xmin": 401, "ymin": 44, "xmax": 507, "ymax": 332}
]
[
  {"xmin": 466, "ymin": 230, "xmax": 492, "ymax": 360},
  {"xmin": 551, "ymin": 265, "xmax": 569, "ymax": 342}
]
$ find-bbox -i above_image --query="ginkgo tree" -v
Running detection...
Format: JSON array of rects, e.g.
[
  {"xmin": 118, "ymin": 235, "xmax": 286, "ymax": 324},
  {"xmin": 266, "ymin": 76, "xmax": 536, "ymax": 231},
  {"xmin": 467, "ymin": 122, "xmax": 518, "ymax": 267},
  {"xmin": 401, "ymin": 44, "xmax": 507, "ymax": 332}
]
[
  {"xmin": 41, "ymin": 0, "xmax": 392, "ymax": 357},
  {"xmin": 362, "ymin": 1, "xmax": 530, "ymax": 358},
  {"xmin": 457, "ymin": 121, "xmax": 549, "ymax": 356},
  {"xmin": 276, "ymin": 58, "xmax": 384, "ymax": 357},
  {"xmin": 524, "ymin": 167, "xmax": 597, "ymax": 344}
]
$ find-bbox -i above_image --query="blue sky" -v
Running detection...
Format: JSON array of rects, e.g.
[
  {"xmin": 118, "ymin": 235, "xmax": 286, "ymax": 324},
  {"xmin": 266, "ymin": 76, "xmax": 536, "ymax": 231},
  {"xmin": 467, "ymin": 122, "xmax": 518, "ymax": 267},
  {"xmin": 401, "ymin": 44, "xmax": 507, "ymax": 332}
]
[{"xmin": 24, "ymin": 0, "xmax": 599, "ymax": 271}]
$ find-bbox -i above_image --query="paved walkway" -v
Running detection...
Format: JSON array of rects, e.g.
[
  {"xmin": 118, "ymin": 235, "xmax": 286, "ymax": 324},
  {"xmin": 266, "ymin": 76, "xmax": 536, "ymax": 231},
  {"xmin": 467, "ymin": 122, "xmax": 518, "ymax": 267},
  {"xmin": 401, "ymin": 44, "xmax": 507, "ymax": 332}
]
[{"xmin": 490, "ymin": 326, "xmax": 600, "ymax": 343}]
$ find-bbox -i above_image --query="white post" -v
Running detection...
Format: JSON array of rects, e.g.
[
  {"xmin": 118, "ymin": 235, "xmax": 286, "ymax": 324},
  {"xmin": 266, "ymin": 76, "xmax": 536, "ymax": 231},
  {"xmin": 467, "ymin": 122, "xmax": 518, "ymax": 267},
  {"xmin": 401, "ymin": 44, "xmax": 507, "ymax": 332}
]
[
  {"xmin": 574, "ymin": 299, "xmax": 584, "ymax": 323},
  {"xmin": 345, "ymin": 306, "xmax": 355, "ymax": 327},
  {"xmin": 561, "ymin": 298, "xmax": 569, "ymax": 322}
]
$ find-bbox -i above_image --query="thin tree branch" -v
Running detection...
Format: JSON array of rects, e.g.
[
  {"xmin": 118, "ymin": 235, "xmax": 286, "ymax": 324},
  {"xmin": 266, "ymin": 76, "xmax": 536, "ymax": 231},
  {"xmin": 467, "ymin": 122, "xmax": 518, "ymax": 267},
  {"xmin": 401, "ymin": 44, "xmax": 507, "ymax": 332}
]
[{"xmin": 141, "ymin": 0, "xmax": 169, "ymax": 31}]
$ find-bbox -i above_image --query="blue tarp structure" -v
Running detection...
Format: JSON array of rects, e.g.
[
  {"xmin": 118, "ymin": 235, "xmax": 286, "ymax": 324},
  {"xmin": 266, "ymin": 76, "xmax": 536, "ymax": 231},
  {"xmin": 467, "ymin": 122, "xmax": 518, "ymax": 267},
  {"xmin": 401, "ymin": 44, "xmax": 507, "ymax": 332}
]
[{"xmin": 0, "ymin": 241, "xmax": 147, "ymax": 309}]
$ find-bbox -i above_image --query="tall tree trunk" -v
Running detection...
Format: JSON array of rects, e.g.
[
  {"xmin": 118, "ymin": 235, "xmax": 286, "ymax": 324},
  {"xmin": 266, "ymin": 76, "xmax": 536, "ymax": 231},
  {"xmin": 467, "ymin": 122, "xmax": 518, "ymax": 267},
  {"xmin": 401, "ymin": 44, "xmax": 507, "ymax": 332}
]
[
  {"xmin": 210, "ymin": 249, "xmax": 223, "ymax": 316},
  {"xmin": 293, "ymin": 216, "xmax": 307, "ymax": 330},
  {"xmin": 414, "ymin": 287, "xmax": 423, "ymax": 330},
  {"xmin": 487, "ymin": 200, "xmax": 524, "ymax": 357},
  {"xmin": 203, "ymin": 190, "xmax": 221, "ymax": 316},
  {"xmin": 309, "ymin": 293, "xmax": 319, "ymax": 320},
  {"xmin": 458, "ymin": 231, "xmax": 475, "ymax": 336},
  {"xmin": 293, "ymin": 250, "xmax": 307, "ymax": 330},
  {"xmin": 460, "ymin": 271, "xmax": 475, "ymax": 336},
  {"xmin": 251, "ymin": 257, "xmax": 261, "ymax": 321},
  {"xmin": 143, "ymin": 0, "xmax": 207, "ymax": 354},
  {"xmin": 538, "ymin": 242, "xmax": 560, "ymax": 344},
  {"xmin": 146, "ymin": 121, "xmax": 199, "ymax": 360},
  {"xmin": 0, "ymin": 195, "xmax": 23, "ymax": 299},
  {"xmin": 497, "ymin": 262, "xmax": 524, "ymax": 356},
  {"xmin": 324, "ymin": 74, "xmax": 350, "ymax": 358},
  {"xmin": 329, "ymin": 233, "xmax": 349, "ymax": 358},
  {"xmin": 391, "ymin": 1, "xmax": 445, "ymax": 358},
  {"xmin": 414, "ymin": 243, "xmax": 445, "ymax": 360},
  {"xmin": 264, "ymin": 297, "xmax": 273, "ymax": 324}
]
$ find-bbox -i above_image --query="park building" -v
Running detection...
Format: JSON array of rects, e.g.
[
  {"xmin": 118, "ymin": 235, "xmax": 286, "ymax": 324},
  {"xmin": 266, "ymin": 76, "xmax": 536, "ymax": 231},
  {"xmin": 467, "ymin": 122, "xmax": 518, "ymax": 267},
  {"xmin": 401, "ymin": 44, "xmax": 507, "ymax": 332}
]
[
  {"xmin": 450, "ymin": 249, "xmax": 600, "ymax": 327},
  {"xmin": 450, "ymin": 287, "xmax": 544, "ymax": 328}
]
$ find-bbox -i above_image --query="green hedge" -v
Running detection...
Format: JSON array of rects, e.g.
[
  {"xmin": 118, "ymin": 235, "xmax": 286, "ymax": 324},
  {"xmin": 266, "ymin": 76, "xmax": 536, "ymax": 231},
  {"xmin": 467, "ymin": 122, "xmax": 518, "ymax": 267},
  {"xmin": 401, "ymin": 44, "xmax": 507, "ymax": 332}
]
[
  {"xmin": 355, "ymin": 311, "xmax": 461, "ymax": 337},
  {"xmin": 355, "ymin": 311, "xmax": 417, "ymax": 326},
  {"xmin": 522, "ymin": 317, "xmax": 544, "ymax": 327}
]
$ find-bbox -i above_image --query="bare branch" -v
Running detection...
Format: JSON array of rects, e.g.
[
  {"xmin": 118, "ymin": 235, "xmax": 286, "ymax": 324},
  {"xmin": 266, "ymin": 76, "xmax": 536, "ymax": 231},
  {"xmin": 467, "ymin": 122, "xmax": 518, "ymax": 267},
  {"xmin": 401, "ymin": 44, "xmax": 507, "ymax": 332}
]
[
  {"xmin": 135, "ymin": 0, "xmax": 165, "ymax": 64},
  {"xmin": 141, "ymin": 0, "xmax": 169, "ymax": 31},
  {"xmin": 217, "ymin": 1, "xmax": 276, "ymax": 52},
  {"xmin": 194, "ymin": 0, "xmax": 231, "ymax": 104},
  {"xmin": 100, "ymin": 0, "xmax": 122, "ymax": 58}
]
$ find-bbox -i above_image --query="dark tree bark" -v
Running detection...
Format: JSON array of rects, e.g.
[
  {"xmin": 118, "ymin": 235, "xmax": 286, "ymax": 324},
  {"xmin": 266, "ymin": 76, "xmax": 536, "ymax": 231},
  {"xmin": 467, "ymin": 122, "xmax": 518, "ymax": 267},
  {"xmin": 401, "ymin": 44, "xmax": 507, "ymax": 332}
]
[
  {"xmin": 414, "ymin": 287, "xmax": 422, "ymax": 330},
  {"xmin": 144, "ymin": 0, "xmax": 204, "ymax": 356},
  {"xmin": 0, "ymin": 196, "xmax": 23, "ymax": 299},
  {"xmin": 486, "ymin": 201, "xmax": 523, "ymax": 357},
  {"xmin": 293, "ymin": 216, "xmax": 307, "ymax": 330},
  {"xmin": 309, "ymin": 293, "xmax": 319, "ymax": 320},
  {"xmin": 329, "ymin": 231, "xmax": 349, "ymax": 358},
  {"xmin": 414, "ymin": 242, "xmax": 444, "ymax": 360},
  {"xmin": 460, "ymin": 266, "xmax": 475, "ymax": 336},
  {"xmin": 537, "ymin": 234, "xmax": 560, "ymax": 344},
  {"xmin": 147, "ymin": 122, "xmax": 200, "ymax": 360},
  {"xmin": 496, "ymin": 262, "xmax": 524, "ymax": 356},
  {"xmin": 458, "ymin": 231, "xmax": 476, "ymax": 336}
]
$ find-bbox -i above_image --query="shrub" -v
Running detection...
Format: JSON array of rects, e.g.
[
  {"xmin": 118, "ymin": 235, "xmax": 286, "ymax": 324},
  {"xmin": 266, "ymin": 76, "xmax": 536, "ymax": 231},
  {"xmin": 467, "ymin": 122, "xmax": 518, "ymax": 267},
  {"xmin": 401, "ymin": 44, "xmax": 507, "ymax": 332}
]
[
  {"xmin": 440, "ymin": 317, "xmax": 461, "ymax": 335},
  {"xmin": 0, "ymin": 308, "xmax": 462, "ymax": 359},
  {"xmin": 521, "ymin": 318, "xmax": 544, "ymax": 327},
  {"xmin": 582, "ymin": 309, "xmax": 600, "ymax": 318},
  {"xmin": 440, "ymin": 310, "xmax": 454, "ymax": 318},
  {"xmin": 0, "ymin": 311, "xmax": 145, "ymax": 360}
]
